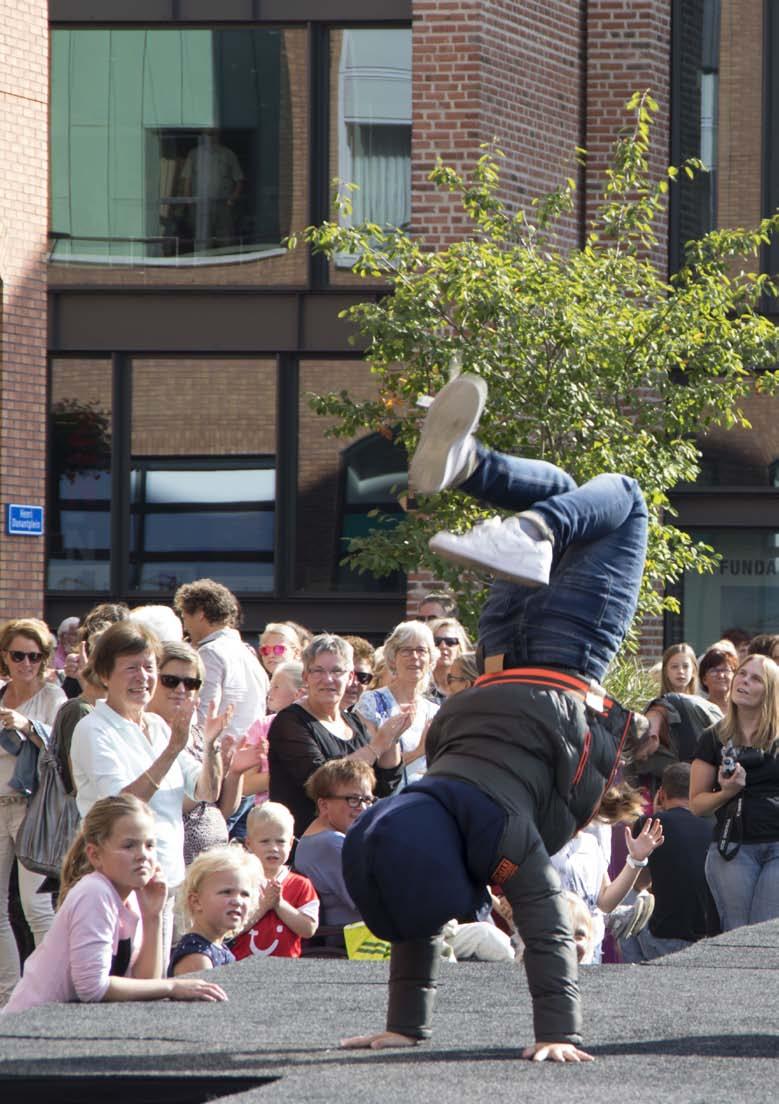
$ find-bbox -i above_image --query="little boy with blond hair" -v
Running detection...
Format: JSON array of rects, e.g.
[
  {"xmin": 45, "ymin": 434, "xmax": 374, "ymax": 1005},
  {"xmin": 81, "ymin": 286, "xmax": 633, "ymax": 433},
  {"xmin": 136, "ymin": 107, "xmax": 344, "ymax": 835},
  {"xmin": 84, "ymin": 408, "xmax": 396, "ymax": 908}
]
[{"xmin": 231, "ymin": 802, "xmax": 319, "ymax": 959}]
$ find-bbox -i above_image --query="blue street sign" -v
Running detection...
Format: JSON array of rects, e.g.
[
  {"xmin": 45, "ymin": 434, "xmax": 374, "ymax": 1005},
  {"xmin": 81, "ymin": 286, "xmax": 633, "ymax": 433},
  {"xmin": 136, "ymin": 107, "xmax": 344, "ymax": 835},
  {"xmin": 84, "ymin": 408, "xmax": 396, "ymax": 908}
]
[{"xmin": 6, "ymin": 504, "xmax": 44, "ymax": 537}]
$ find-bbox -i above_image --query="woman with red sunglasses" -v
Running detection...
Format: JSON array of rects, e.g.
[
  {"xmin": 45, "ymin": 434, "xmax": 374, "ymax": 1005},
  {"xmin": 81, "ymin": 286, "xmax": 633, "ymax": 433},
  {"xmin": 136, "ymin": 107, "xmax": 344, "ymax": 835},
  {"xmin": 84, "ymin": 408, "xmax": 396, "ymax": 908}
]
[
  {"xmin": 258, "ymin": 622, "xmax": 303, "ymax": 677},
  {"xmin": 0, "ymin": 617, "xmax": 66, "ymax": 1003}
]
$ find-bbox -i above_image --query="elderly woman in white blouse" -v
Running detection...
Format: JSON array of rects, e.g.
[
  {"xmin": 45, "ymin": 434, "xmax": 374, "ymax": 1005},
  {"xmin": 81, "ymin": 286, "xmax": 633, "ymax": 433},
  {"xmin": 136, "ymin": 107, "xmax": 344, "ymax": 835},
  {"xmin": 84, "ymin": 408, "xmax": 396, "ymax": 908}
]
[{"xmin": 70, "ymin": 620, "xmax": 225, "ymax": 962}]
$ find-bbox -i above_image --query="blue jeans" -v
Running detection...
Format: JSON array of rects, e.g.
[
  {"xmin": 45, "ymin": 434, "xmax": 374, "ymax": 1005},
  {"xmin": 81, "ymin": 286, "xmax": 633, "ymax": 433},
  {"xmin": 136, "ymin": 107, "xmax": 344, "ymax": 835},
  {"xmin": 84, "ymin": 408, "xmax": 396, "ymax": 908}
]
[
  {"xmin": 619, "ymin": 929, "xmax": 693, "ymax": 963},
  {"xmin": 460, "ymin": 443, "xmax": 648, "ymax": 683},
  {"xmin": 704, "ymin": 841, "xmax": 779, "ymax": 932}
]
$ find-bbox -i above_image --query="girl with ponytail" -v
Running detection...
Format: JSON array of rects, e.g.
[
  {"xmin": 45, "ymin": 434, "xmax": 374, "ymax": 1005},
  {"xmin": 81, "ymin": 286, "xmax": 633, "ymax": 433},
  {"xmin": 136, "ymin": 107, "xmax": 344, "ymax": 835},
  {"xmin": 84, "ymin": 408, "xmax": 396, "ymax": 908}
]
[{"xmin": 3, "ymin": 795, "xmax": 227, "ymax": 1013}]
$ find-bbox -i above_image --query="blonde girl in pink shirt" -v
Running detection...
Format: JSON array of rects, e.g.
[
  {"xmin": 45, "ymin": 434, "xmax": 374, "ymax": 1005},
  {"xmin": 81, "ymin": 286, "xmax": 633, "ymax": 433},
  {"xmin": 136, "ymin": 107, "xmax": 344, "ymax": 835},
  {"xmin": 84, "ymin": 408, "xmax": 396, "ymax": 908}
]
[{"xmin": 3, "ymin": 795, "xmax": 227, "ymax": 1013}]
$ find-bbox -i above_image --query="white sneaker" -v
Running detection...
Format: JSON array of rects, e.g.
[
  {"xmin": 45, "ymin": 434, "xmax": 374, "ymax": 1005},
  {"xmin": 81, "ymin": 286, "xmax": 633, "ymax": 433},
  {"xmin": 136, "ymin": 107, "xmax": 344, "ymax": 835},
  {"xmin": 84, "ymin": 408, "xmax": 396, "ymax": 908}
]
[
  {"xmin": 409, "ymin": 374, "xmax": 487, "ymax": 494},
  {"xmin": 429, "ymin": 516, "xmax": 552, "ymax": 586}
]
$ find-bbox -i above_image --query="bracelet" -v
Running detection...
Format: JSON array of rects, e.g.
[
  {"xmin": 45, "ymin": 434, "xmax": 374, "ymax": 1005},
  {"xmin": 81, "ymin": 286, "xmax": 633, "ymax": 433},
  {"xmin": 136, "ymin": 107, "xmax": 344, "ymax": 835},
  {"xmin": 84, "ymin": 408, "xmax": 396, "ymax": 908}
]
[
  {"xmin": 143, "ymin": 770, "xmax": 160, "ymax": 790},
  {"xmin": 626, "ymin": 854, "xmax": 648, "ymax": 869},
  {"xmin": 366, "ymin": 745, "xmax": 379, "ymax": 764}
]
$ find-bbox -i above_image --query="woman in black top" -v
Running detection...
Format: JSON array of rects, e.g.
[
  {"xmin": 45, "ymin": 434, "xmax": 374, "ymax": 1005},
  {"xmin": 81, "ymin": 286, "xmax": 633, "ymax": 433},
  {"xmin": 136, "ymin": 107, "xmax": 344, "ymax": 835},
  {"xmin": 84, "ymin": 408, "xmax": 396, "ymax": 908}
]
[
  {"xmin": 268, "ymin": 634, "xmax": 406, "ymax": 835},
  {"xmin": 690, "ymin": 653, "xmax": 779, "ymax": 931}
]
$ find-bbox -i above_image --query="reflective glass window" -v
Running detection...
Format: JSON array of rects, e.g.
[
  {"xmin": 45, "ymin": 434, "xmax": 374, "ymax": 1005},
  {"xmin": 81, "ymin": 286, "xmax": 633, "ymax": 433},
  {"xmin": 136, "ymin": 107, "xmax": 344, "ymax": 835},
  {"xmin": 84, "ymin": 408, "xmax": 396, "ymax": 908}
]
[
  {"xmin": 330, "ymin": 28, "xmax": 412, "ymax": 274},
  {"xmin": 683, "ymin": 528, "xmax": 779, "ymax": 650},
  {"xmin": 50, "ymin": 28, "xmax": 307, "ymax": 280}
]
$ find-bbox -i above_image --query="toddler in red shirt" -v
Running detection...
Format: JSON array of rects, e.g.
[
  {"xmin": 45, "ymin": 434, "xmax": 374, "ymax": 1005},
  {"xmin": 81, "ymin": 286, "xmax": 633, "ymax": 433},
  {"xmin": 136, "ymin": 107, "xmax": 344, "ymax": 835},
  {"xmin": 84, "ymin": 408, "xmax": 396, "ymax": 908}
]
[{"xmin": 231, "ymin": 802, "xmax": 319, "ymax": 959}]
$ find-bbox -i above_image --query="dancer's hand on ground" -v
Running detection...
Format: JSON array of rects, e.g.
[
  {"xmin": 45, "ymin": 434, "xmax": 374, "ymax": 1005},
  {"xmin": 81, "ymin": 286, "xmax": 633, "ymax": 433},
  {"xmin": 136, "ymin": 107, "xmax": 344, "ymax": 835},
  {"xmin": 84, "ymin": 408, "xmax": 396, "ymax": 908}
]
[
  {"xmin": 625, "ymin": 816, "xmax": 664, "ymax": 863},
  {"xmin": 341, "ymin": 1031, "xmax": 419, "ymax": 1050},
  {"xmin": 522, "ymin": 1042, "xmax": 594, "ymax": 1063}
]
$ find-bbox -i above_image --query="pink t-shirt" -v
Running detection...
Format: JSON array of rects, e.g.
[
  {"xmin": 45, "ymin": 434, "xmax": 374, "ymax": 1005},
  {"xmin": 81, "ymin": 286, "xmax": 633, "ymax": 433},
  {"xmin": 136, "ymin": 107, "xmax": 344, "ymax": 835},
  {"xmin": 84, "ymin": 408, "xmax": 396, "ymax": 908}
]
[
  {"xmin": 2, "ymin": 871, "xmax": 142, "ymax": 1014},
  {"xmin": 243, "ymin": 714, "xmax": 273, "ymax": 804}
]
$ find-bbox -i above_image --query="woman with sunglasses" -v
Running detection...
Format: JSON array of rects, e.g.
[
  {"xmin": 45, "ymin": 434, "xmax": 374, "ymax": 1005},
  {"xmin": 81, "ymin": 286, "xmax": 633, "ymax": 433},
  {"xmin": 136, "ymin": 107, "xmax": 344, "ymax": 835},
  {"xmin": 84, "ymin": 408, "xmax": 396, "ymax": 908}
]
[
  {"xmin": 428, "ymin": 618, "xmax": 471, "ymax": 703},
  {"xmin": 258, "ymin": 622, "xmax": 303, "ymax": 677},
  {"xmin": 0, "ymin": 618, "xmax": 67, "ymax": 1003},
  {"xmin": 70, "ymin": 622, "xmax": 230, "ymax": 963},
  {"xmin": 445, "ymin": 652, "xmax": 479, "ymax": 696},
  {"xmin": 148, "ymin": 642, "xmax": 255, "ymax": 866}
]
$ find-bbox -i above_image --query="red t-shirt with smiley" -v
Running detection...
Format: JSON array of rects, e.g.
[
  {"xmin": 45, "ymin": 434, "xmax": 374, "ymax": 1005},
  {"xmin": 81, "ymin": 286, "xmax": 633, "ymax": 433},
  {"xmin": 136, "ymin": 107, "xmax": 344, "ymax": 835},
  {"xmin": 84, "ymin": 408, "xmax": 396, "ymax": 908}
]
[{"xmin": 230, "ymin": 867, "xmax": 319, "ymax": 959}]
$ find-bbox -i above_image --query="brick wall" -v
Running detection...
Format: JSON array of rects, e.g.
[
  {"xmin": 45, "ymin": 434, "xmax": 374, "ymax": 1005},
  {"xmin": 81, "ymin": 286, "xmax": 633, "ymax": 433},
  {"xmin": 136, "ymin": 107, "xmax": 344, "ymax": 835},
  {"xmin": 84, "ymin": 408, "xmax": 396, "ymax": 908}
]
[{"xmin": 0, "ymin": 3, "xmax": 49, "ymax": 618}]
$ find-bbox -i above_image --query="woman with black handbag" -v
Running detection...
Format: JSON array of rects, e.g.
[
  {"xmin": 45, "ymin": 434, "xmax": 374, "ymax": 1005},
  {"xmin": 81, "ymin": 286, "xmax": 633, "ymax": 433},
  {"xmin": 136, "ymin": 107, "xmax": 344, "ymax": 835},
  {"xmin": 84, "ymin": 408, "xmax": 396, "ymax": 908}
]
[{"xmin": 690, "ymin": 653, "xmax": 779, "ymax": 931}]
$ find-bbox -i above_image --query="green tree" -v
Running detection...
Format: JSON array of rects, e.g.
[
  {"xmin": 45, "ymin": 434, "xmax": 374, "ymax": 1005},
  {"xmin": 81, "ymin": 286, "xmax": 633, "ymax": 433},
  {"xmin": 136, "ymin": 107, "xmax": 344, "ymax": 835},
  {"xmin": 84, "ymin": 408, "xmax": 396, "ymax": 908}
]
[{"xmin": 292, "ymin": 93, "xmax": 779, "ymax": 640}]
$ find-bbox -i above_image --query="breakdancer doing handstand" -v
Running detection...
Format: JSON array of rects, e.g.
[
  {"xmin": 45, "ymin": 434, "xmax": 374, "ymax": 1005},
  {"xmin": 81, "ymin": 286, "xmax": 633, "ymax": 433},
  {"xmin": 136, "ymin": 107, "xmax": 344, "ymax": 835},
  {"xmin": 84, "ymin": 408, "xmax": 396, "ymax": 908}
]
[{"xmin": 341, "ymin": 374, "xmax": 662, "ymax": 1063}]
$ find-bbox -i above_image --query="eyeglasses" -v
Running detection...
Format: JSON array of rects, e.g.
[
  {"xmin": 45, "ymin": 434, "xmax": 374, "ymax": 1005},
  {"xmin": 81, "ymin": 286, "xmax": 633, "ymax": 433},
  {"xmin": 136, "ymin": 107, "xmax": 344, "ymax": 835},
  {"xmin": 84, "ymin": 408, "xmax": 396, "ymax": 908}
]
[
  {"xmin": 308, "ymin": 666, "xmax": 349, "ymax": 679},
  {"xmin": 260, "ymin": 644, "xmax": 288, "ymax": 656},
  {"xmin": 446, "ymin": 673, "xmax": 470, "ymax": 686},
  {"xmin": 397, "ymin": 647, "xmax": 429, "ymax": 658},
  {"xmin": 352, "ymin": 670, "xmax": 373, "ymax": 685},
  {"xmin": 6, "ymin": 650, "xmax": 43, "ymax": 664},
  {"xmin": 435, "ymin": 636, "xmax": 459, "ymax": 648},
  {"xmin": 159, "ymin": 673, "xmax": 203, "ymax": 692},
  {"xmin": 325, "ymin": 794, "xmax": 376, "ymax": 809}
]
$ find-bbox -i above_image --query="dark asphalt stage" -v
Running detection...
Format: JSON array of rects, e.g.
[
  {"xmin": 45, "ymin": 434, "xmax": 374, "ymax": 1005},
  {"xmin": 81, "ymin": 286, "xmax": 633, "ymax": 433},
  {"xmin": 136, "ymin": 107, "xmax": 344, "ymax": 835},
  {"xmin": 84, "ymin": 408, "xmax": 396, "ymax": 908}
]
[{"xmin": 0, "ymin": 920, "xmax": 777, "ymax": 1104}]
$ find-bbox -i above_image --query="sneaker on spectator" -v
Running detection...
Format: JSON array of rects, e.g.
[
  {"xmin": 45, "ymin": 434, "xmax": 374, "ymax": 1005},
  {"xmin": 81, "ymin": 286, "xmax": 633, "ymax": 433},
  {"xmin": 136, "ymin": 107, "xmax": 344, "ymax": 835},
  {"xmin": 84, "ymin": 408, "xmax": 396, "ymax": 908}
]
[
  {"xmin": 409, "ymin": 374, "xmax": 487, "ymax": 494},
  {"xmin": 429, "ymin": 516, "xmax": 552, "ymax": 586},
  {"xmin": 606, "ymin": 891, "xmax": 655, "ymax": 941}
]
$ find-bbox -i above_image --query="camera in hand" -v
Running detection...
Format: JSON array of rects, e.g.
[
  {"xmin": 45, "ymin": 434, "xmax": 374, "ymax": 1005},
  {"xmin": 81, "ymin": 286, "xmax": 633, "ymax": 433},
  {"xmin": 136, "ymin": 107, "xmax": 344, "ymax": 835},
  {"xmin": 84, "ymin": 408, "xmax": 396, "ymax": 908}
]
[{"xmin": 721, "ymin": 741, "xmax": 738, "ymax": 778}]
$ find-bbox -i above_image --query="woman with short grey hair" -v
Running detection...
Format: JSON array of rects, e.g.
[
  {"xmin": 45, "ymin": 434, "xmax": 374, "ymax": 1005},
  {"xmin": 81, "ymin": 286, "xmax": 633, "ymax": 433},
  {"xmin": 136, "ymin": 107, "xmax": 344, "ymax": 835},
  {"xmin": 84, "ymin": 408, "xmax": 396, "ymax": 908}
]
[
  {"xmin": 356, "ymin": 621, "xmax": 440, "ymax": 784},
  {"xmin": 268, "ymin": 633, "xmax": 406, "ymax": 835}
]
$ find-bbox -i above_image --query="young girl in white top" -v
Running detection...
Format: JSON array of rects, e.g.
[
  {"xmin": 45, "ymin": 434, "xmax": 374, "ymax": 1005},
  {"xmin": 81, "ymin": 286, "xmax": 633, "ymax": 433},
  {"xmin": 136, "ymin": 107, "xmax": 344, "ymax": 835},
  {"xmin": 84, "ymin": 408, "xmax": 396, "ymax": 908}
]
[
  {"xmin": 2, "ymin": 795, "xmax": 227, "ymax": 1013},
  {"xmin": 169, "ymin": 845, "xmax": 261, "ymax": 975}
]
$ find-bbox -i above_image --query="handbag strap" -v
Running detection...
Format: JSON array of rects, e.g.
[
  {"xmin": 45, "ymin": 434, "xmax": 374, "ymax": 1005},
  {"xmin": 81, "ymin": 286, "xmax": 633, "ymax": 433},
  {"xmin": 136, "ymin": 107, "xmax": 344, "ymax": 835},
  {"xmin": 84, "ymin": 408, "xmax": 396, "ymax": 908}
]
[{"xmin": 717, "ymin": 795, "xmax": 744, "ymax": 861}]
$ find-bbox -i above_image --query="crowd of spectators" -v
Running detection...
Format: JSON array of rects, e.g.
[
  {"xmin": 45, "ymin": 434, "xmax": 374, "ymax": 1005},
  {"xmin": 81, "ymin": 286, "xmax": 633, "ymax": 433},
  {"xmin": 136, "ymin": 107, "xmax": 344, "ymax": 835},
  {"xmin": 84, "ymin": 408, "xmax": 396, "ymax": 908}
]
[{"xmin": 2, "ymin": 584, "xmax": 779, "ymax": 1010}]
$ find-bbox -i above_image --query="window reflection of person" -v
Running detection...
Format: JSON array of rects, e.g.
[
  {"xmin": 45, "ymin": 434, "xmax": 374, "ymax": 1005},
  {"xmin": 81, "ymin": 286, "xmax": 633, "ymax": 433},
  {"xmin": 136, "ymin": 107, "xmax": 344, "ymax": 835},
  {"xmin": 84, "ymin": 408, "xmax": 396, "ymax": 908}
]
[{"xmin": 180, "ymin": 130, "xmax": 244, "ymax": 252}]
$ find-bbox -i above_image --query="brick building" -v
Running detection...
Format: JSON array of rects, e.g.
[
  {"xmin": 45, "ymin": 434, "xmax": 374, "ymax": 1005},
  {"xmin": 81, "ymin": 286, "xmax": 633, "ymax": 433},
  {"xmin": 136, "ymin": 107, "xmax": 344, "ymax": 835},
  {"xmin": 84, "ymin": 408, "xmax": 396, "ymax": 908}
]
[{"xmin": 1, "ymin": 1, "xmax": 778, "ymax": 653}]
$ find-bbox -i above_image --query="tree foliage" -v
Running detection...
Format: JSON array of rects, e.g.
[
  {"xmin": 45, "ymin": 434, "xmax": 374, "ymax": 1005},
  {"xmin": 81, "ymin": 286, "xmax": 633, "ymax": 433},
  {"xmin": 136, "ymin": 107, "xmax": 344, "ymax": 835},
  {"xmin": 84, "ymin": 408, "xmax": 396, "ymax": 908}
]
[{"xmin": 291, "ymin": 93, "xmax": 779, "ymax": 640}]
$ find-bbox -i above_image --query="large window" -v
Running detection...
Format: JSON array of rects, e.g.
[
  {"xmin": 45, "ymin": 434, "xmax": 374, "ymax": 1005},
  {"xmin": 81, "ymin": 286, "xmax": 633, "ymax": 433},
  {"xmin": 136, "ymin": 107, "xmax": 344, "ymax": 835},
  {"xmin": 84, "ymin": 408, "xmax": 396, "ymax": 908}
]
[
  {"xmin": 682, "ymin": 528, "xmax": 779, "ymax": 650},
  {"xmin": 331, "ymin": 27, "xmax": 412, "ymax": 271},
  {"xmin": 48, "ymin": 357, "xmax": 277, "ymax": 594},
  {"xmin": 50, "ymin": 28, "xmax": 304, "ymax": 271}
]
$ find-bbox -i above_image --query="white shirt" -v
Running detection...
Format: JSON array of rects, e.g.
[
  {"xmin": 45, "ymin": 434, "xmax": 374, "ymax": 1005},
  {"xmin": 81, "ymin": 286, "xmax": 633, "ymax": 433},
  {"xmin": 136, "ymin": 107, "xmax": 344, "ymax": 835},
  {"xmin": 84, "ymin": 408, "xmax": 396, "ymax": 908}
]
[
  {"xmin": 355, "ymin": 688, "xmax": 438, "ymax": 782},
  {"xmin": 197, "ymin": 627, "xmax": 268, "ymax": 736},
  {"xmin": 70, "ymin": 701, "xmax": 200, "ymax": 887}
]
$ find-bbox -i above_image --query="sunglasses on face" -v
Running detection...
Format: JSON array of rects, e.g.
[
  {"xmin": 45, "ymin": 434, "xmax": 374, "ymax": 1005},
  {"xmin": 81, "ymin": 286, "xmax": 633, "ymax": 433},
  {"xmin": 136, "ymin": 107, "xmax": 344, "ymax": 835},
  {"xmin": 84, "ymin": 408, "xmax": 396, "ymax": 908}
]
[
  {"xmin": 260, "ymin": 644, "xmax": 288, "ymax": 656},
  {"xmin": 325, "ymin": 794, "xmax": 376, "ymax": 809},
  {"xmin": 159, "ymin": 673, "xmax": 203, "ymax": 692},
  {"xmin": 435, "ymin": 636, "xmax": 459, "ymax": 648},
  {"xmin": 6, "ymin": 650, "xmax": 43, "ymax": 664},
  {"xmin": 352, "ymin": 670, "xmax": 373, "ymax": 685}
]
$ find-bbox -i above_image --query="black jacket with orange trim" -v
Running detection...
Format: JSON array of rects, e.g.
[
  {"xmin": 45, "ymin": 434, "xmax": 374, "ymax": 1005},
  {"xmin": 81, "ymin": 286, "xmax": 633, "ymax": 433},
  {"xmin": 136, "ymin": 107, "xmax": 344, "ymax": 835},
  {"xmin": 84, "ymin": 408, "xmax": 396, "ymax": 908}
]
[{"xmin": 425, "ymin": 666, "xmax": 635, "ymax": 857}]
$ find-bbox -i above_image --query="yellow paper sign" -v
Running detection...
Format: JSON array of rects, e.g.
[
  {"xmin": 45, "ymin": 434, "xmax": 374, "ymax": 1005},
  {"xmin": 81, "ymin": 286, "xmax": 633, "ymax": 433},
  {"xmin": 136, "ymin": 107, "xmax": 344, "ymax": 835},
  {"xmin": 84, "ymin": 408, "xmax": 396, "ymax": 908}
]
[{"xmin": 343, "ymin": 921, "xmax": 391, "ymax": 960}]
